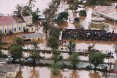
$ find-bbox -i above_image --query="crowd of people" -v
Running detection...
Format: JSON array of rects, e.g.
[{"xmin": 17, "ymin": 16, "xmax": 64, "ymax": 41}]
[{"xmin": 62, "ymin": 29, "xmax": 117, "ymax": 41}]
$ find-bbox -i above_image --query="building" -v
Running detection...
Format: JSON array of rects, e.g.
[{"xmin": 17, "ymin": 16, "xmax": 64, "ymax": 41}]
[
  {"xmin": 22, "ymin": 33, "xmax": 43, "ymax": 42},
  {"xmin": 0, "ymin": 15, "xmax": 35, "ymax": 35},
  {"xmin": 0, "ymin": 64, "xmax": 20, "ymax": 78},
  {"xmin": 93, "ymin": 6, "xmax": 117, "ymax": 22},
  {"xmin": 89, "ymin": 17, "xmax": 109, "ymax": 30}
]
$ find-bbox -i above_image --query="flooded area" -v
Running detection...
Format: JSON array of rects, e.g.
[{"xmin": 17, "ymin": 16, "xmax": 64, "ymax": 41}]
[
  {"xmin": 16, "ymin": 66, "xmax": 105, "ymax": 78},
  {"xmin": 0, "ymin": 0, "xmax": 117, "ymax": 78}
]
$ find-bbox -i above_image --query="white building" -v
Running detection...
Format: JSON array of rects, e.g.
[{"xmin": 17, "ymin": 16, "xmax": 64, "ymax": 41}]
[{"xmin": 0, "ymin": 15, "xmax": 35, "ymax": 35}]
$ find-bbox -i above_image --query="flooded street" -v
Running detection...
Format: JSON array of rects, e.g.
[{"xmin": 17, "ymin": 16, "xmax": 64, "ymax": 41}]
[
  {"xmin": 16, "ymin": 66, "xmax": 104, "ymax": 78},
  {"xmin": 0, "ymin": 0, "xmax": 117, "ymax": 78}
]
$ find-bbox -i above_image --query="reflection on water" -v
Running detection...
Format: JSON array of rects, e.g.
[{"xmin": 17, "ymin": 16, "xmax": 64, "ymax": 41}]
[
  {"xmin": 71, "ymin": 70, "xmax": 79, "ymax": 78},
  {"xmin": 80, "ymin": 8, "xmax": 92, "ymax": 29},
  {"xmin": 16, "ymin": 66, "xmax": 103, "ymax": 78},
  {"xmin": 89, "ymin": 71, "xmax": 101, "ymax": 78}
]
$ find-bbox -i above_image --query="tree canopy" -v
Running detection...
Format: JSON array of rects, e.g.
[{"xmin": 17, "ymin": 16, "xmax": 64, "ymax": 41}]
[
  {"xmin": 79, "ymin": 10, "xmax": 87, "ymax": 16},
  {"xmin": 67, "ymin": 40, "xmax": 76, "ymax": 55},
  {"xmin": 89, "ymin": 52, "xmax": 105, "ymax": 70},
  {"xmin": 56, "ymin": 12, "xmax": 68, "ymax": 24},
  {"xmin": 71, "ymin": 52, "xmax": 79, "ymax": 69}
]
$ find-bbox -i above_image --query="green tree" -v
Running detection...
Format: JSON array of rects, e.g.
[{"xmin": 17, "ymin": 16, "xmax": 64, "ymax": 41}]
[
  {"xmin": 89, "ymin": 52, "xmax": 105, "ymax": 71},
  {"xmin": 67, "ymin": 40, "xmax": 76, "ymax": 55},
  {"xmin": 42, "ymin": 21, "xmax": 49, "ymax": 39},
  {"xmin": 9, "ymin": 37, "xmax": 24, "ymax": 64},
  {"xmin": 31, "ymin": 9, "xmax": 40, "ymax": 23},
  {"xmin": 51, "ymin": 49, "xmax": 63, "ymax": 75},
  {"xmin": 49, "ymin": 27, "xmax": 60, "ymax": 38},
  {"xmin": 52, "ymin": 49, "xmax": 63, "ymax": 63},
  {"xmin": 68, "ymin": 0, "xmax": 79, "ymax": 11},
  {"xmin": 30, "ymin": 40, "xmax": 40, "ymax": 65},
  {"xmin": 71, "ymin": 52, "xmax": 79, "ymax": 69},
  {"xmin": 28, "ymin": 0, "xmax": 36, "ymax": 9},
  {"xmin": 14, "ymin": 4, "xmax": 31, "ymax": 16},
  {"xmin": 79, "ymin": 10, "xmax": 87, "ymax": 16},
  {"xmin": 47, "ymin": 36, "xmax": 59, "ymax": 49},
  {"xmin": 0, "ymin": 42, "xmax": 3, "ymax": 58},
  {"xmin": 14, "ymin": 4, "xmax": 23, "ymax": 16},
  {"xmin": 13, "ymin": 37, "xmax": 24, "ymax": 45},
  {"xmin": 56, "ymin": 12, "xmax": 68, "ymax": 24},
  {"xmin": 51, "ymin": 61, "xmax": 62, "ymax": 75},
  {"xmin": 87, "ymin": 0, "xmax": 108, "ymax": 6},
  {"xmin": 9, "ymin": 44, "xmax": 23, "ymax": 63},
  {"xmin": 22, "ymin": 6, "xmax": 31, "ymax": 16}
]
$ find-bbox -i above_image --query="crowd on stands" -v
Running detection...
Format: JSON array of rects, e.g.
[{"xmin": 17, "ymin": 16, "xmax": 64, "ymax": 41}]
[{"xmin": 62, "ymin": 29, "xmax": 117, "ymax": 41}]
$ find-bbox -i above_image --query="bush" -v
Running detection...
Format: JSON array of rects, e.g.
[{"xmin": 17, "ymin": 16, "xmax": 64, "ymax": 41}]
[{"xmin": 79, "ymin": 10, "xmax": 87, "ymax": 16}]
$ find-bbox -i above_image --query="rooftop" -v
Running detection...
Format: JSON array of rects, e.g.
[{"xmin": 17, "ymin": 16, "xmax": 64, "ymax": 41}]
[
  {"xmin": 0, "ymin": 16, "xmax": 16, "ymax": 26},
  {"xmin": 0, "ymin": 15, "xmax": 32, "ymax": 26},
  {"xmin": 0, "ymin": 64, "xmax": 19, "ymax": 78},
  {"xmin": 22, "ymin": 33, "xmax": 42, "ymax": 39},
  {"xmin": 93, "ymin": 6, "xmax": 117, "ymax": 21}
]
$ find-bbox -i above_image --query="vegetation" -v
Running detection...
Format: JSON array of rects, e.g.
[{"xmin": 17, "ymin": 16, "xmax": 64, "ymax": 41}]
[
  {"xmin": 14, "ymin": 4, "xmax": 23, "ymax": 16},
  {"xmin": 42, "ymin": 21, "xmax": 50, "ymax": 38},
  {"xmin": 51, "ymin": 49, "xmax": 63, "ymax": 75},
  {"xmin": 67, "ymin": 40, "xmax": 76, "ymax": 55},
  {"xmin": 9, "ymin": 37, "xmax": 24, "ymax": 63},
  {"xmin": 79, "ymin": 10, "xmax": 87, "ymax": 16},
  {"xmin": 31, "ymin": 9, "xmax": 40, "ymax": 23},
  {"xmin": 47, "ymin": 27, "xmax": 60, "ymax": 49},
  {"xmin": 71, "ymin": 52, "xmax": 79, "ymax": 69},
  {"xmin": 30, "ymin": 40, "xmax": 40, "ymax": 65},
  {"xmin": 13, "ymin": 37, "xmax": 24, "ymax": 45},
  {"xmin": 86, "ymin": 0, "xmax": 109, "ymax": 6},
  {"xmin": 56, "ymin": 12, "xmax": 69, "ymax": 25},
  {"xmin": 47, "ymin": 36, "xmax": 59, "ymax": 49},
  {"xmin": 49, "ymin": 27, "xmax": 60, "ymax": 38},
  {"xmin": 68, "ymin": 0, "xmax": 79, "ymax": 10},
  {"xmin": 9, "ymin": 44, "xmax": 23, "ymax": 63},
  {"xmin": 89, "ymin": 52, "xmax": 105, "ymax": 71},
  {"xmin": 0, "ymin": 42, "xmax": 2, "ymax": 58}
]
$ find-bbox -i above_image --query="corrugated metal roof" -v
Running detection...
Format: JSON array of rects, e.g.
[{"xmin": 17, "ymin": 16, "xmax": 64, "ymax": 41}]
[{"xmin": 22, "ymin": 33, "xmax": 42, "ymax": 39}]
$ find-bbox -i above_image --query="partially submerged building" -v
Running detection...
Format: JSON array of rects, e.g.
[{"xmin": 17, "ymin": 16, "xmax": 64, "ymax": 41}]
[
  {"xmin": 0, "ymin": 15, "xmax": 35, "ymax": 35},
  {"xmin": 22, "ymin": 33, "xmax": 43, "ymax": 42},
  {"xmin": 89, "ymin": 17, "xmax": 109, "ymax": 30},
  {"xmin": 93, "ymin": 6, "xmax": 117, "ymax": 22}
]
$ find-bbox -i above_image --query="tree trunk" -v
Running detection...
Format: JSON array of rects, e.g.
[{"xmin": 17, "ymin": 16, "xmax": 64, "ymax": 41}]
[
  {"xmin": 94, "ymin": 65, "xmax": 97, "ymax": 71},
  {"xmin": 33, "ymin": 59, "xmax": 36, "ymax": 66}
]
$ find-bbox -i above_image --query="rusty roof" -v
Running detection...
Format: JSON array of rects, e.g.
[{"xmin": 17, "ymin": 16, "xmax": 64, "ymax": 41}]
[{"xmin": 0, "ymin": 16, "xmax": 16, "ymax": 26}]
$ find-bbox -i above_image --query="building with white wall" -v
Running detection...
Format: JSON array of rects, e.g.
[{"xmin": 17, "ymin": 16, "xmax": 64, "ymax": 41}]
[{"xmin": 0, "ymin": 15, "xmax": 35, "ymax": 35}]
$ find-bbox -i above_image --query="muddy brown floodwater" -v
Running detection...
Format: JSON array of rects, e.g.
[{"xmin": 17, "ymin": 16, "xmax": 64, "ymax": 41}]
[{"xmin": 16, "ymin": 66, "xmax": 104, "ymax": 78}]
